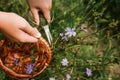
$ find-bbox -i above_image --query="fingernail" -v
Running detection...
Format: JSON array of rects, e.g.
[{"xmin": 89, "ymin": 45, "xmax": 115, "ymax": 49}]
[
  {"xmin": 47, "ymin": 19, "xmax": 50, "ymax": 24},
  {"xmin": 35, "ymin": 33, "xmax": 41, "ymax": 38},
  {"xmin": 35, "ymin": 21, "xmax": 39, "ymax": 26}
]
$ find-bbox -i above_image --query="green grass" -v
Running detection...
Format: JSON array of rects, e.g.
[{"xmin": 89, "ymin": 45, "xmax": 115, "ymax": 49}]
[{"xmin": 0, "ymin": 0, "xmax": 120, "ymax": 80}]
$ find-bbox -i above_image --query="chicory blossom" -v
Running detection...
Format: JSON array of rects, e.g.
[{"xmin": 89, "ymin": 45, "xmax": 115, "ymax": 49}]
[
  {"xmin": 26, "ymin": 63, "xmax": 34, "ymax": 74},
  {"xmin": 60, "ymin": 27, "xmax": 76, "ymax": 41},
  {"xmin": 60, "ymin": 33, "xmax": 69, "ymax": 41},
  {"xmin": 61, "ymin": 58, "xmax": 69, "ymax": 66},
  {"xmin": 14, "ymin": 56, "xmax": 19, "ymax": 65},
  {"xmin": 49, "ymin": 77, "xmax": 55, "ymax": 80},
  {"xmin": 66, "ymin": 74, "xmax": 71, "ymax": 80},
  {"xmin": 86, "ymin": 68, "xmax": 92, "ymax": 77},
  {"xmin": 65, "ymin": 27, "xmax": 76, "ymax": 37}
]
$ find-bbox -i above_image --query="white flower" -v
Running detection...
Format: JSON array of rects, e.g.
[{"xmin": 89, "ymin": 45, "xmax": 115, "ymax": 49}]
[
  {"xmin": 66, "ymin": 74, "xmax": 71, "ymax": 80},
  {"xmin": 49, "ymin": 77, "xmax": 55, "ymax": 80},
  {"xmin": 61, "ymin": 58, "xmax": 69, "ymax": 66},
  {"xmin": 65, "ymin": 27, "xmax": 76, "ymax": 37}
]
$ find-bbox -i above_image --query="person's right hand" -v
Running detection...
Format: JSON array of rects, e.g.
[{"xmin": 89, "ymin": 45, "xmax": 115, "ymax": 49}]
[
  {"xmin": 27, "ymin": 0, "xmax": 52, "ymax": 26},
  {"xmin": 0, "ymin": 12, "xmax": 41, "ymax": 43}
]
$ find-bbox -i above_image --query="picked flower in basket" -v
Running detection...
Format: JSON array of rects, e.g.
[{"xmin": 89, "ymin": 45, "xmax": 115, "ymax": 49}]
[{"xmin": 0, "ymin": 36, "xmax": 52, "ymax": 80}]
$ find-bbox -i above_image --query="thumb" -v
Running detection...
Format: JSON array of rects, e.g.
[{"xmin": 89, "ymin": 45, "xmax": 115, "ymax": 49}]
[
  {"xmin": 31, "ymin": 8, "xmax": 40, "ymax": 26},
  {"xmin": 43, "ymin": 10, "xmax": 51, "ymax": 24}
]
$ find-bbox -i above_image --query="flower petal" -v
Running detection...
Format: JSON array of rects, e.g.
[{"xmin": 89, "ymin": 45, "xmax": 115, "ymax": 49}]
[{"xmin": 65, "ymin": 27, "xmax": 71, "ymax": 32}]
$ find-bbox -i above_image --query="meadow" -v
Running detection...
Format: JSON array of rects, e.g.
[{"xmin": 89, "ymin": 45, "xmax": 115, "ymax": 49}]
[{"xmin": 0, "ymin": 0, "xmax": 120, "ymax": 80}]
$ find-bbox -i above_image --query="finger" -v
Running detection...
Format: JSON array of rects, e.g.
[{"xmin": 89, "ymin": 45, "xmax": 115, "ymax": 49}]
[
  {"xmin": 43, "ymin": 10, "xmax": 51, "ymax": 24},
  {"xmin": 31, "ymin": 8, "xmax": 40, "ymax": 26},
  {"xmin": 2, "ymin": 32, "xmax": 19, "ymax": 42},
  {"xmin": 2, "ymin": 30, "xmax": 38, "ymax": 43},
  {"xmin": 33, "ymin": 27, "xmax": 41, "ymax": 38},
  {"xmin": 20, "ymin": 24, "xmax": 41, "ymax": 38},
  {"xmin": 21, "ymin": 34, "xmax": 38, "ymax": 43},
  {"xmin": 16, "ymin": 29, "xmax": 38, "ymax": 43}
]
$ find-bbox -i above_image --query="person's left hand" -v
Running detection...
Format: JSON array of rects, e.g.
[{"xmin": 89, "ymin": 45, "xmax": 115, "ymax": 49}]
[
  {"xmin": 27, "ymin": 0, "xmax": 52, "ymax": 26},
  {"xmin": 0, "ymin": 12, "xmax": 41, "ymax": 43}
]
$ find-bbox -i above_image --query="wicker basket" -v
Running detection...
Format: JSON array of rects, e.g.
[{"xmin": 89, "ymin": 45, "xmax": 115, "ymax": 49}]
[{"xmin": 0, "ymin": 37, "xmax": 52, "ymax": 80}]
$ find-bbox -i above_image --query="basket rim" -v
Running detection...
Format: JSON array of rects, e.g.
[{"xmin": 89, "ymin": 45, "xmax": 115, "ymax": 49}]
[{"xmin": 0, "ymin": 37, "xmax": 52, "ymax": 79}]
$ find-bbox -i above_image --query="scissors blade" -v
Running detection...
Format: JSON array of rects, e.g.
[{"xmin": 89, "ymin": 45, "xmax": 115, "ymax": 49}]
[{"xmin": 42, "ymin": 25, "xmax": 52, "ymax": 45}]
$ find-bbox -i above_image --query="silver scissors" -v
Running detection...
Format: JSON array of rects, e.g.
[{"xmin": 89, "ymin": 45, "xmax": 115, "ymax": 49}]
[
  {"xmin": 42, "ymin": 24, "xmax": 53, "ymax": 45},
  {"xmin": 34, "ymin": 18, "xmax": 52, "ymax": 45}
]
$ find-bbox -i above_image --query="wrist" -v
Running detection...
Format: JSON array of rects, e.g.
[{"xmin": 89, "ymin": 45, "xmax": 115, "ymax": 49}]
[
  {"xmin": 0, "ymin": 12, "xmax": 8, "ymax": 29},
  {"xmin": 0, "ymin": 12, "xmax": 3, "ymax": 29}
]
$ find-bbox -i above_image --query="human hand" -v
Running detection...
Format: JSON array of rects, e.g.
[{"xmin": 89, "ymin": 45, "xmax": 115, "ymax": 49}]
[
  {"xmin": 27, "ymin": 0, "xmax": 52, "ymax": 25},
  {"xmin": 0, "ymin": 12, "xmax": 41, "ymax": 43}
]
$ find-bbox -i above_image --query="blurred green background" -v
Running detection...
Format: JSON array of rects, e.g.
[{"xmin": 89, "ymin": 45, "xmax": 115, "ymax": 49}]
[{"xmin": 0, "ymin": 0, "xmax": 120, "ymax": 80}]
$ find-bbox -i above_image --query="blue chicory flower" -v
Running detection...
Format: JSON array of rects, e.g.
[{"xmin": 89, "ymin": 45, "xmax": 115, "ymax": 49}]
[
  {"xmin": 26, "ymin": 63, "xmax": 34, "ymax": 74},
  {"xmin": 61, "ymin": 58, "xmax": 69, "ymax": 66},
  {"xmin": 66, "ymin": 74, "xmax": 71, "ymax": 80},
  {"xmin": 14, "ymin": 56, "xmax": 19, "ymax": 65},
  {"xmin": 65, "ymin": 27, "xmax": 76, "ymax": 37},
  {"xmin": 86, "ymin": 68, "xmax": 92, "ymax": 77},
  {"xmin": 60, "ymin": 27, "xmax": 76, "ymax": 41},
  {"xmin": 60, "ymin": 33, "xmax": 69, "ymax": 41}
]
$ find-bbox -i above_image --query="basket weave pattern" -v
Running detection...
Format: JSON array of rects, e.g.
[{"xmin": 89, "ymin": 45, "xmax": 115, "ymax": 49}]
[{"xmin": 0, "ymin": 37, "xmax": 52, "ymax": 80}]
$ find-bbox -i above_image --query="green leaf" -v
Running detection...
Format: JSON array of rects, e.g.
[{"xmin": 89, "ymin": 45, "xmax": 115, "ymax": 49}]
[
  {"xmin": 98, "ymin": 19, "xmax": 108, "ymax": 23},
  {"xmin": 0, "ymin": 69, "xmax": 6, "ymax": 80}
]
